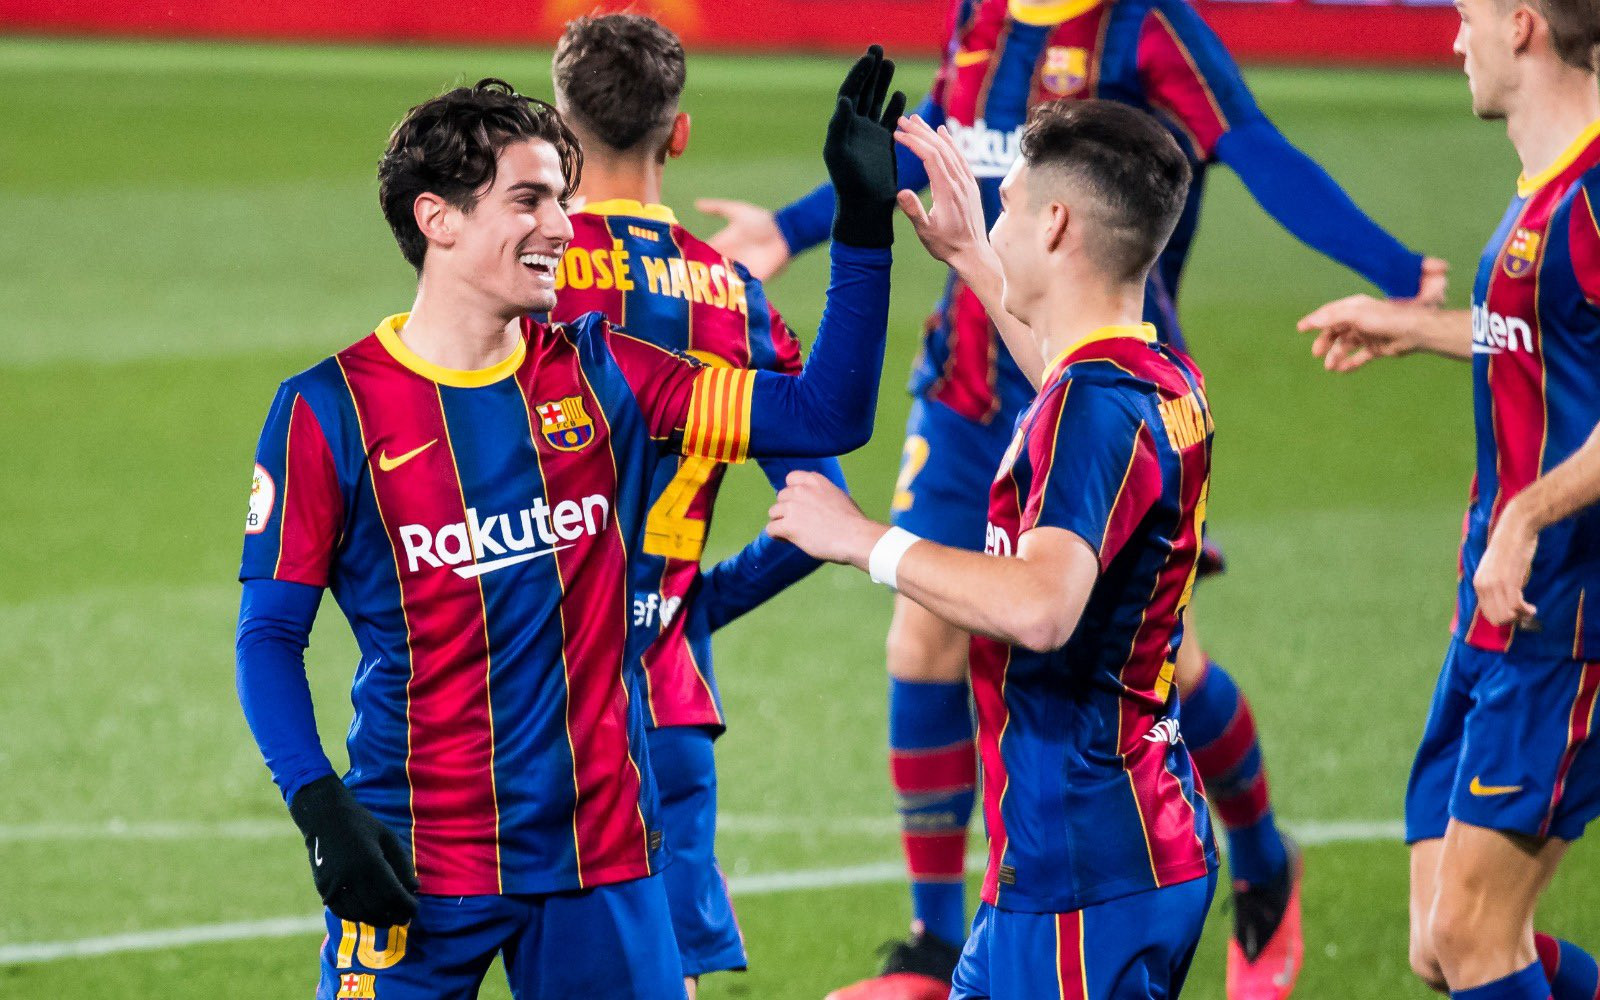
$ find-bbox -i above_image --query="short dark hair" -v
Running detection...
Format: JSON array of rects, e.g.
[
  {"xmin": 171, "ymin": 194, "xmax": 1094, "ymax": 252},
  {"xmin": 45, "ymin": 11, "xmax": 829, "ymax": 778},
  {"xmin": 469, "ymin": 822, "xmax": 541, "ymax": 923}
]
[
  {"xmin": 378, "ymin": 78, "xmax": 582, "ymax": 272},
  {"xmin": 1019, "ymin": 100, "xmax": 1192, "ymax": 284},
  {"xmin": 552, "ymin": 14, "xmax": 687, "ymax": 153},
  {"xmin": 1527, "ymin": 0, "xmax": 1600, "ymax": 72}
]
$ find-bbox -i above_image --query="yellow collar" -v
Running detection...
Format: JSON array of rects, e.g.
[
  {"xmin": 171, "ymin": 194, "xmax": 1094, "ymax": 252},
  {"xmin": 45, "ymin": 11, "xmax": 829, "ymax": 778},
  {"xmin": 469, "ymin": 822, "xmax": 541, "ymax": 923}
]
[
  {"xmin": 1517, "ymin": 118, "xmax": 1600, "ymax": 198},
  {"xmin": 1009, "ymin": 0, "xmax": 1103, "ymax": 26},
  {"xmin": 575, "ymin": 198, "xmax": 679, "ymax": 225},
  {"xmin": 374, "ymin": 313, "xmax": 526, "ymax": 389},
  {"xmin": 1042, "ymin": 323, "xmax": 1158, "ymax": 383}
]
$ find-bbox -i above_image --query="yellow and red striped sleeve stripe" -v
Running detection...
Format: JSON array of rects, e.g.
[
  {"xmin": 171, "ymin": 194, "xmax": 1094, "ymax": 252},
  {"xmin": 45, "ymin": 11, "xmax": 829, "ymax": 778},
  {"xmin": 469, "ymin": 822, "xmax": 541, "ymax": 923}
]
[{"xmin": 684, "ymin": 367, "xmax": 756, "ymax": 463}]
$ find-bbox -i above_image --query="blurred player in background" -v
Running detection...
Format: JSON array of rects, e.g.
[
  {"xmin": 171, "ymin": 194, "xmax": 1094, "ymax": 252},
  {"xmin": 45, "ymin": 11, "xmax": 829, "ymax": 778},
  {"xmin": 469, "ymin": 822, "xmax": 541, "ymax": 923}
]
[
  {"xmin": 235, "ymin": 53, "xmax": 904, "ymax": 999},
  {"xmin": 706, "ymin": 1, "xmax": 1447, "ymax": 996},
  {"xmin": 769, "ymin": 99, "xmax": 1217, "ymax": 1000},
  {"xmin": 1299, "ymin": 1, "xmax": 1600, "ymax": 998},
  {"xmin": 548, "ymin": 14, "xmax": 850, "ymax": 996}
]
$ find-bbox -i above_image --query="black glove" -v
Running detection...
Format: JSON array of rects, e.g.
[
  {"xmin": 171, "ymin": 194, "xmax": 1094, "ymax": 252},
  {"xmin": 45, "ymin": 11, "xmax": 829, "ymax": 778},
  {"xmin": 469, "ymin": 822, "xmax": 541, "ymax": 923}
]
[
  {"xmin": 825, "ymin": 45, "xmax": 907, "ymax": 249},
  {"xmin": 288, "ymin": 774, "xmax": 419, "ymax": 927}
]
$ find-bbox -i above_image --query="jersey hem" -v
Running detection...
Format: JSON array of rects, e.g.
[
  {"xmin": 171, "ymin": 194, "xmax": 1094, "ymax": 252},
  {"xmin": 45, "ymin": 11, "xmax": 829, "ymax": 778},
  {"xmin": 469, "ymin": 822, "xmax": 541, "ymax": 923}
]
[
  {"xmin": 979, "ymin": 853, "xmax": 1216, "ymax": 913},
  {"xmin": 416, "ymin": 851, "xmax": 666, "ymax": 898}
]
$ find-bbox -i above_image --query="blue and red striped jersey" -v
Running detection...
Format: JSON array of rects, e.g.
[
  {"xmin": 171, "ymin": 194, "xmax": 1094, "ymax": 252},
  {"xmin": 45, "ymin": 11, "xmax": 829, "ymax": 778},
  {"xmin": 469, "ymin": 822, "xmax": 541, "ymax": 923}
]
[
  {"xmin": 240, "ymin": 311, "xmax": 761, "ymax": 896},
  {"xmin": 550, "ymin": 199, "xmax": 803, "ymax": 730},
  {"xmin": 1456, "ymin": 121, "xmax": 1600, "ymax": 660},
  {"xmin": 973, "ymin": 324, "xmax": 1217, "ymax": 912}
]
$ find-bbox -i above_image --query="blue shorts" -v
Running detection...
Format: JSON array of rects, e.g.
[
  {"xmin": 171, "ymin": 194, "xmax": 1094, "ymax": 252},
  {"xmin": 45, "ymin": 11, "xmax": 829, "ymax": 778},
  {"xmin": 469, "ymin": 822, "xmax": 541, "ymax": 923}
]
[
  {"xmin": 892, "ymin": 395, "xmax": 1227, "ymax": 577},
  {"xmin": 951, "ymin": 874, "xmax": 1216, "ymax": 1000},
  {"xmin": 890, "ymin": 396, "xmax": 1019, "ymax": 550},
  {"xmin": 648, "ymin": 725, "xmax": 746, "ymax": 977},
  {"xmin": 1406, "ymin": 638, "xmax": 1600, "ymax": 843},
  {"xmin": 315, "ymin": 878, "xmax": 684, "ymax": 999}
]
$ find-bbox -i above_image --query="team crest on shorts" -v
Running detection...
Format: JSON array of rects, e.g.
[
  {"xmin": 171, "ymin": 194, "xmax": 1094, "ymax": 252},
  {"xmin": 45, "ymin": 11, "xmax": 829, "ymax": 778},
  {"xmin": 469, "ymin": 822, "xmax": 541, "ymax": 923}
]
[
  {"xmin": 537, "ymin": 396, "xmax": 595, "ymax": 452},
  {"xmin": 1041, "ymin": 47, "xmax": 1088, "ymax": 96},
  {"xmin": 246, "ymin": 463, "xmax": 274, "ymax": 535},
  {"xmin": 1503, "ymin": 227, "xmax": 1542, "ymax": 278},
  {"xmin": 337, "ymin": 972, "xmax": 376, "ymax": 999}
]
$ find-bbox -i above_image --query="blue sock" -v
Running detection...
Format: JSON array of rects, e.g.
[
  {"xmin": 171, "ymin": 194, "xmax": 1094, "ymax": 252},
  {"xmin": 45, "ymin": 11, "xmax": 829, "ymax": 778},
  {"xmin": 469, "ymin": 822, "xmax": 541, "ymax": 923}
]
[
  {"xmin": 1537, "ymin": 934, "xmax": 1600, "ymax": 1000},
  {"xmin": 1183, "ymin": 658, "xmax": 1289, "ymax": 887},
  {"xmin": 1452, "ymin": 961, "xmax": 1553, "ymax": 1000},
  {"xmin": 888, "ymin": 677, "xmax": 975, "ymax": 948}
]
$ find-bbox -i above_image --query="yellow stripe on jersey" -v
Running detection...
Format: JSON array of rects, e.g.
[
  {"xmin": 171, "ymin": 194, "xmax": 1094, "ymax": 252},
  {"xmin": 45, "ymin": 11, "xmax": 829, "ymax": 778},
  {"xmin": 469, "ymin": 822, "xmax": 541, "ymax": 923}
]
[
  {"xmin": 1009, "ymin": 0, "xmax": 1103, "ymax": 25},
  {"xmin": 685, "ymin": 367, "xmax": 755, "ymax": 463}
]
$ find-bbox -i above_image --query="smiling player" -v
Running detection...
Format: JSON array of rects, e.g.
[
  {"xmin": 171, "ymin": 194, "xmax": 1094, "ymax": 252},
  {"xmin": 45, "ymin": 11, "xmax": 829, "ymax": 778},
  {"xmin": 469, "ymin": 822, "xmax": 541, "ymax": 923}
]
[{"xmin": 235, "ymin": 53, "xmax": 903, "ymax": 999}]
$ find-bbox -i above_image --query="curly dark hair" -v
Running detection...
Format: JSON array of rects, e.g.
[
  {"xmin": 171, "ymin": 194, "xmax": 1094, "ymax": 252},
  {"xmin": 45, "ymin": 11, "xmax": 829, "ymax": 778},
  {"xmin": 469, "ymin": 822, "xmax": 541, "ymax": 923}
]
[
  {"xmin": 378, "ymin": 78, "xmax": 583, "ymax": 272},
  {"xmin": 553, "ymin": 14, "xmax": 687, "ymax": 153},
  {"xmin": 1019, "ymin": 100, "xmax": 1192, "ymax": 284}
]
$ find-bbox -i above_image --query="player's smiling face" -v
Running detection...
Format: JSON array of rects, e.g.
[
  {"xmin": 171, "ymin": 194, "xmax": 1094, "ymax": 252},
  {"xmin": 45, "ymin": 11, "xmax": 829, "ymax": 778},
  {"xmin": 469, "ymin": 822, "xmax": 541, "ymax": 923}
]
[{"xmin": 453, "ymin": 138, "xmax": 574, "ymax": 315}]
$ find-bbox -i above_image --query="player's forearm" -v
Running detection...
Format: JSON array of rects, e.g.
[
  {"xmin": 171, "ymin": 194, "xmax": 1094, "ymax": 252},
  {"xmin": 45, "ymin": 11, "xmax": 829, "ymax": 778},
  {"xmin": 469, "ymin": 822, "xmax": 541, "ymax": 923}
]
[
  {"xmin": 745, "ymin": 244, "xmax": 891, "ymax": 455},
  {"xmin": 889, "ymin": 540, "xmax": 1086, "ymax": 653},
  {"xmin": 1409, "ymin": 307, "xmax": 1474, "ymax": 359},
  {"xmin": 236, "ymin": 579, "xmax": 335, "ymax": 804},
  {"xmin": 1503, "ymin": 423, "xmax": 1600, "ymax": 536},
  {"xmin": 1219, "ymin": 119, "xmax": 1425, "ymax": 298}
]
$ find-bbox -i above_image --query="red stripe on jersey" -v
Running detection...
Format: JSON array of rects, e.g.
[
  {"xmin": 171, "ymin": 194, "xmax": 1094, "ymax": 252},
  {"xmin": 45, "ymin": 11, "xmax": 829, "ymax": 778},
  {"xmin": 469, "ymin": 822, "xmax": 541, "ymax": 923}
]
[
  {"xmin": 274, "ymin": 394, "xmax": 342, "ymax": 586},
  {"xmin": 1468, "ymin": 198, "xmax": 1550, "ymax": 651},
  {"xmin": 339, "ymin": 340, "xmax": 501, "ymax": 894},
  {"xmin": 928, "ymin": 283, "xmax": 1002, "ymax": 423},
  {"xmin": 1099, "ymin": 423, "xmax": 1163, "ymax": 570},
  {"xmin": 554, "ymin": 216, "xmax": 629, "ymax": 323},
  {"xmin": 890, "ymin": 740, "xmax": 979, "ymax": 796},
  {"xmin": 1186, "ymin": 699, "xmax": 1257, "ymax": 779},
  {"xmin": 1138, "ymin": 10, "xmax": 1228, "ymax": 159},
  {"xmin": 1213, "ymin": 771, "xmax": 1271, "ymax": 829},
  {"xmin": 973, "ymin": 641, "xmax": 1014, "ymax": 906},
  {"xmin": 1571, "ymin": 187, "xmax": 1600, "ymax": 307},
  {"xmin": 1055, "ymin": 909, "xmax": 1087, "ymax": 1000},
  {"xmin": 518, "ymin": 336, "xmax": 652, "ymax": 885},
  {"xmin": 1541, "ymin": 661, "xmax": 1600, "ymax": 837}
]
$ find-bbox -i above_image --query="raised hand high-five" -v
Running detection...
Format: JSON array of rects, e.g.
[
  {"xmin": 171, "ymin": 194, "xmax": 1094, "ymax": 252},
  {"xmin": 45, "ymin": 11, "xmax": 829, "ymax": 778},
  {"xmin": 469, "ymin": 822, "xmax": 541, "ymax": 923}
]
[{"xmin": 823, "ymin": 46, "xmax": 906, "ymax": 249}]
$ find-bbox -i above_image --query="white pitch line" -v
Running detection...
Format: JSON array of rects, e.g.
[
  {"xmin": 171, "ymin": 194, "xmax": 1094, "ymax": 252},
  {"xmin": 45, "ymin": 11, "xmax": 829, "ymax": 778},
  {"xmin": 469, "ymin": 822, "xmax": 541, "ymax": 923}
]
[{"xmin": 0, "ymin": 820, "xmax": 1405, "ymax": 967}]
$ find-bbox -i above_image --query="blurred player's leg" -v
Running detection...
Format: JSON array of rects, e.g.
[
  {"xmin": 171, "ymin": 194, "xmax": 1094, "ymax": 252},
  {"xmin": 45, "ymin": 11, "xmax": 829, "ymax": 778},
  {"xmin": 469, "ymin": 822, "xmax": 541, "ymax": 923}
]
[
  {"xmin": 1409, "ymin": 838, "xmax": 1450, "ymax": 993},
  {"xmin": 1174, "ymin": 623, "xmax": 1301, "ymax": 999},
  {"xmin": 647, "ymin": 725, "xmax": 746, "ymax": 1000}
]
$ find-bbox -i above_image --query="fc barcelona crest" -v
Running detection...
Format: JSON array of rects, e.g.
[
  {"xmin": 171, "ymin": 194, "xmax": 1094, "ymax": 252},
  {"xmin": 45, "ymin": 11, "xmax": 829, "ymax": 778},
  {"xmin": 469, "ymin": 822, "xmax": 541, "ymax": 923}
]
[
  {"xmin": 1042, "ymin": 47, "xmax": 1088, "ymax": 96},
  {"xmin": 1503, "ymin": 227, "xmax": 1541, "ymax": 279},
  {"xmin": 537, "ymin": 396, "xmax": 595, "ymax": 451}
]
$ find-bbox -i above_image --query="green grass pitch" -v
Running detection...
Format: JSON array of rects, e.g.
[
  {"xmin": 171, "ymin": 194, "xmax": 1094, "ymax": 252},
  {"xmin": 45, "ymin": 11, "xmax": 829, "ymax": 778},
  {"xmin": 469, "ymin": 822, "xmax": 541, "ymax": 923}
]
[{"xmin": 0, "ymin": 34, "xmax": 1594, "ymax": 999}]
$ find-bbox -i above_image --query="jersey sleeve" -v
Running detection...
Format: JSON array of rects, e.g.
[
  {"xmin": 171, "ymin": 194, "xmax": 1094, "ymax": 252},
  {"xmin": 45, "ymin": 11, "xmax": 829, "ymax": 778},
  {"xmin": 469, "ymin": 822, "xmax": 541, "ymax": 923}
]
[
  {"xmin": 607, "ymin": 324, "xmax": 758, "ymax": 463},
  {"xmin": 240, "ymin": 383, "xmax": 344, "ymax": 586},
  {"xmin": 1024, "ymin": 379, "xmax": 1162, "ymax": 567},
  {"xmin": 1569, "ymin": 174, "xmax": 1600, "ymax": 307},
  {"xmin": 1135, "ymin": 1, "xmax": 1260, "ymax": 161}
]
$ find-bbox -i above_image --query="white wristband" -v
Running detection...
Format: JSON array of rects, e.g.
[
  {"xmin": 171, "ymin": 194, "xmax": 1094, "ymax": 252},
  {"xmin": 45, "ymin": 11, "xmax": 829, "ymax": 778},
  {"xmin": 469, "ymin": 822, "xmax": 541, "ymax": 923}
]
[{"xmin": 868, "ymin": 527, "xmax": 922, "ymax": 591}]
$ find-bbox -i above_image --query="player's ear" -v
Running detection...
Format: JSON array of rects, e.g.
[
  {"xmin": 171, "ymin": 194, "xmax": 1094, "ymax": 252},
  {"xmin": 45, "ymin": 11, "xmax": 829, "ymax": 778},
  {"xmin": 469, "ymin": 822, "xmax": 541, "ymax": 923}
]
[
  {"xmin": 667, "ymin": 113, "xmax": 691, "ymax": 160},
  {"xmin": 1043, "ymin": 201, "xmax": 1069, "ymax": 254},
  {"xmin": 413, "ymin": 192, "xmax": 458, "ymax": 252},
  {"xmin": 1508, "ymin": 2, "xmax": 1536, "ymax": 55}
]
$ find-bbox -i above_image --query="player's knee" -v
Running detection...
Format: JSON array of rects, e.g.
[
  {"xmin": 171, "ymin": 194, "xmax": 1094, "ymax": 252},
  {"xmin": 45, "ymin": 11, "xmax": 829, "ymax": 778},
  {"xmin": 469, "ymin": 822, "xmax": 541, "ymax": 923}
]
[
  {"xmin": 885, "ymin": 605, "xmax": 967, "ymax": 682},
  {"xmin": 1408, "ymin": 935, "xmax": 1449, "ymax": 993},
  {"xmin": 1426, "ymin": 896, "xmax": 1486, "ymax": 973}
]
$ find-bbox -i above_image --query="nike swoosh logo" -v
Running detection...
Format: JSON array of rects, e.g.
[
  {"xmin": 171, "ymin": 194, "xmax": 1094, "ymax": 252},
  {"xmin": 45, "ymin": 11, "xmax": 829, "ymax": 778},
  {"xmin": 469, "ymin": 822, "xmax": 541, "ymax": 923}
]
[
  {"xmin": 314, "ymin": 838, "xmax": 323, "ymax": 867},
  {"xmin": 452, "ymin": 544, "xmax": 574, "ymax": 579},
  {"xmin": 1469, "ymin": 776, "xmax": 1523, "ymax": 797},
  {"xmin": 377, "ymin": 439, "xmax": 438, "ymax": 472}
]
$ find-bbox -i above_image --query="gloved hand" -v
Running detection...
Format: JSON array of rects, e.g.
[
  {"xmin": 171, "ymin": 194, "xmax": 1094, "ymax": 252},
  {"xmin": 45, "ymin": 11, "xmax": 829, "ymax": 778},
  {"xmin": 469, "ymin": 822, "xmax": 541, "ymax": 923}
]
[
  {"xmin": 825, "ymin": 45, "xmax": 906, "ymax": 249},
  {"xmin": 288, "ymin": 774, "xmax": 419, "ymax": 927}
]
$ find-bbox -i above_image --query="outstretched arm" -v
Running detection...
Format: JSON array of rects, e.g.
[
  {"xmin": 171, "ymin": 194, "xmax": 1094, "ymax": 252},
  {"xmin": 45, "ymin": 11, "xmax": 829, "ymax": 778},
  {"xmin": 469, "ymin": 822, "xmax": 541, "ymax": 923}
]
[
  {"xmin": 893, "ymin": 113, "xmax": 1046, "ymax": 387},
  {"xmin": 766, "ymin": 471, "xmax": 1099, "ymax": 652},
  {"xmin": 1296, "ymin": 295, "xmax": 1471, "ymax": 372},
  {"xmin": 696, "ymin": 456, "xmax": 848, "ymax": 631}
]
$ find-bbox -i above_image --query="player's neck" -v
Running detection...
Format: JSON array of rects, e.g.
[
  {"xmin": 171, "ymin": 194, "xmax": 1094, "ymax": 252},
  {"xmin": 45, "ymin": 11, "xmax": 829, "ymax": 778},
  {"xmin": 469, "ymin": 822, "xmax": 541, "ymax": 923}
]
[
  {"xmin": 576, "ymin": 156, "xmax": 667, "ymax": 210},
  {"xmin": 398, "ymin": 277, "xmax": 524, "ymax": 373},
  {"xmin": 1505, "ymin": 70, "xmax": 1600, "ymax": 183},
  {"xmin": 1031, "ymin": 279, "xmax": 1146, "ymax": 363}
]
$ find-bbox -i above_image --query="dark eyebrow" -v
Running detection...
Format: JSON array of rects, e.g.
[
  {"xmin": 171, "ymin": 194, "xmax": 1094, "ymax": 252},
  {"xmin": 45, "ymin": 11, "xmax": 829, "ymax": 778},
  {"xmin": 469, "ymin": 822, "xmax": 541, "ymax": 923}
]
[{"xmin": 506, "ymin": 181, "xmax": 560, "ymax": 199}]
